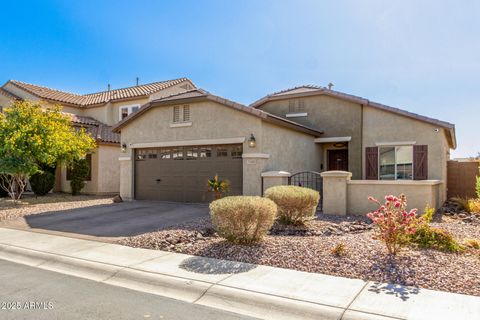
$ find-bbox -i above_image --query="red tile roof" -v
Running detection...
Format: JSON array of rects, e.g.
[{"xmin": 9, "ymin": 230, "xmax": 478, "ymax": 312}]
[
  {"xmin": 5, "ymin": 78, "xmax": 193, "ymax": 106},
  {"xmin": 70, "ymin": 115, "xmax": 120, "ymax": 144}
]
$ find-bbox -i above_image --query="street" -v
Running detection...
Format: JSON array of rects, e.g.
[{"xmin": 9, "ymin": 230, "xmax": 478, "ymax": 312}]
[{"xmin": 0, "ymin": 259, "xmax": 256, "ymax": 320}]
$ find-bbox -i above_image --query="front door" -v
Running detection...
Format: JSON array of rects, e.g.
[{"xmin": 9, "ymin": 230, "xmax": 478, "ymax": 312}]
[{"xmin": 327, "ymin": 149, "xmax": 348, "ymax": 171}]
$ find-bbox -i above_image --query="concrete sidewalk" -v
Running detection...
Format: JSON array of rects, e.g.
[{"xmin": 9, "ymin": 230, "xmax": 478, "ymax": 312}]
[{"xmin": 0, "ymin": 228, "xmax": 478, "ymax": 320}]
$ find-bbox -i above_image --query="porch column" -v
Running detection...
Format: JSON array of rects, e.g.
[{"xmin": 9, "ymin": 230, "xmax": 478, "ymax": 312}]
[
  {"xmin": 320, "ymin": 171, "xmax": 352, "ymax": 215},
  {"xmin": 261, "ymin": 171, "xmax": 291, "ymax": 194}
]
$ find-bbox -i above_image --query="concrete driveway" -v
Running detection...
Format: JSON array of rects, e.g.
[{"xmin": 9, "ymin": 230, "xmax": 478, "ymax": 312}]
[{"xmin": 7, "ymin": 201, "xmax": 209, "ymax": 239}]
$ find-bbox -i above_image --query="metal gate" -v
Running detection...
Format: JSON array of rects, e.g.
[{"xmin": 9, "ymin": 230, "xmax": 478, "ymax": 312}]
[{"xmin": 288, "ymin": 171, "xmax": 323, "ymax": 210}]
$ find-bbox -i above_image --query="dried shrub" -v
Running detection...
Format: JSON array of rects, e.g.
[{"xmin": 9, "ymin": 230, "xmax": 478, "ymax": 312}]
[
  {"xmin": 210, "ymin": 196, "xmax": 277, "ymax": 244},
  {"xmin": 467, "ymin": 199, "xmax": 480, "ymax": 214},
  {"xmin": 265, "ymin": 185, "xmax": 319, "ymax": 225},
  {"xmin": 367, "ymin": 194, "xmax": 420, "ymax": 255},
  {"xmin": 464, "ymin": 238, "xmax": 480, "ymax": 249},
  {"xmin": 331, "ymin": 243, "xmax": 347, "ymax": 257}
]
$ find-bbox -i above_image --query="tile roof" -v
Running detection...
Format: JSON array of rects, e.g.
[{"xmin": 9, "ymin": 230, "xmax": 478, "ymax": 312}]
[
  {"xmin": 250, "ymin": 85, "xmax": 456, "ymax": 148},
  {"xmin": 113, "ymin": 89, "xmax": 323, "ymax": 137},
  {"xmin": 70, "ymin": 115, "xmax": 120, "ymax": 144},
  {"xmin": 0, "ymin": 87, "xmax": 20, "ymax": 100},
  {"xmin": 5, "ymin": 78, "xmax": 193, "ymax": 106}
]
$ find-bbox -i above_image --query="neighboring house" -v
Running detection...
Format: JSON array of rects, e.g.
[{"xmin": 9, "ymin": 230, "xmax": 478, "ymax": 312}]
[
  {"xmin": 0, "ymin": 78, "xmax": 196, "ymax": 194},
  {"xmin": 112, "ymin": 85, "xmax": 456, "ymax": 206}
]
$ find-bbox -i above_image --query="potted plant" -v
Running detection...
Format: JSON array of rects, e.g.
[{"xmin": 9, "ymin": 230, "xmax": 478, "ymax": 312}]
[{"xmin": 207, "ymin": 174, "xmax": 230, "ymax": 200}]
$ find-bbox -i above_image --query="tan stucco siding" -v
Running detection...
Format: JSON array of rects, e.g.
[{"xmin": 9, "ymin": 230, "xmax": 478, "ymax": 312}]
[
  {"xmin": 60, "ymin": 150, "xmax": 99, "ymax": 194},
  {"xmin": 0, "ymin": 95, "xmax": 13, "ymax": 108},
  {"xmin": 261, "ymin": 122, "xmax": 321, "ymax": 174},
  {"xmin": 362, "ymin": 106, "xmax": 449, "ymax": 181},
  {"xmin": 120, "ymin": 101, "xmax": 263, "ymax": 147},
  {"xmin": 3, "ymin": 83, "xmax": 40, "ymax": 101},
  {"xmin": 97, "ymin": 144, "xmax": 121, "ymax": 194},
  {"xmin": 148, "ymin": 82, "xmax": 193, "ymax": 101},
  {"xmin": 258, "ymin": 95, "xmax": 363, "ymax": 178}
]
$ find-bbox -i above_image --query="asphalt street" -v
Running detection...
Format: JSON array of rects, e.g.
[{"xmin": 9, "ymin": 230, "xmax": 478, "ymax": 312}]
[{"xmin": 0, "ymin": 259, "xmax": 257, "ymax": 320}]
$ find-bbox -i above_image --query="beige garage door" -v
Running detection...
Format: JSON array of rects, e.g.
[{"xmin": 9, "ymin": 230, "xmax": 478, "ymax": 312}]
[{"xmin": 135, "ymin": 144, "xmax": 243, "ymax": 202}]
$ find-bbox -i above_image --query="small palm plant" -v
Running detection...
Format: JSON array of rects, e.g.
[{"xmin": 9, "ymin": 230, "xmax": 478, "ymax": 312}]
[{"xmin": 207, "ymin": 175, "xmax": 230, "ymax": 200}]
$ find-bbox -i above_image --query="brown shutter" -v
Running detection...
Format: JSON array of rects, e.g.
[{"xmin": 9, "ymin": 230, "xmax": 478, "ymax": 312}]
[
  {"xmin": 366, "ymin": 147, "xmax": 378, "ymax": 180},
  {"xmin": 414, "ymin": 145, "xmax": 428, "ymax": 180}
]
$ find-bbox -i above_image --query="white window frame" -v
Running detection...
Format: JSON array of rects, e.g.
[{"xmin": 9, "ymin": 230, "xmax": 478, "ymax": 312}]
[
  {"xmin": 378, "ymin": 145, "xmax": 414, "ymax": 181},
  {"xmin": 119, "ymin": 104, "xmax": 141, "ymax": 120}
]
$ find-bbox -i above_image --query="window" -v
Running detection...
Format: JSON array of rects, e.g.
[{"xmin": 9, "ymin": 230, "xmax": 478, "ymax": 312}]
[
  {"xmin": 216, "ymin": 146, "xmax": 228, "ymax": 157},
  {"xmin": 172, "ymin": 148, "xmax": 184, "ymax": 160},
  {"xmin": 120, "ymin": 105, "xmax": 141, "ymax": 120},
  {"xmin": 160, "ymin": 148, "xmax": 171, "ymax": 159},
  {"xmin": 231, "ymin": 145, "xmax": 243, "ymax": 159},
  {"xmin": 286, "ymin": 99, "xmax": 307, "ymax": 117},
  {"xmin": 173, "ymin": 105, "xmax": 191, "ymax": 123},
  {"xmin": 66, "ymin": 154, "xmax": 92, "ymax": 181},
  {"xmin": 186, "ymin": 147, "xmax": 198, "ymax": 160},
  {"xmin": 379, "ymin": 146, "xmax": 413, "ymax": 180},
  {"xmin": 147, "ymin": 149, "xmax": 157, "ymax": 159},
  {"xmin": 199, "ymin": 147, "xmax": 212, "ymax": 158}
]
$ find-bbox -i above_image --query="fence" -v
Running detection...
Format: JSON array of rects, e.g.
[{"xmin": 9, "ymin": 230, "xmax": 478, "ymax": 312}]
[{"xmin": 447, "ymin": 160, "xmax": 479, "ymax": 199}]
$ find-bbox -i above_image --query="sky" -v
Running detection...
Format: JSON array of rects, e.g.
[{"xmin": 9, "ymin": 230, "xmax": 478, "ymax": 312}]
[{"xmin": 0, "ymin": 0, "xmax": 478, "ymax": 157}]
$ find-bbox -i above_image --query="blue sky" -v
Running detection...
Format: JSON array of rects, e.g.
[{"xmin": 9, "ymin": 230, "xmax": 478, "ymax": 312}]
[{"xmin": 0, "ymin": 0, "xmax": 478, "ymax": 157}]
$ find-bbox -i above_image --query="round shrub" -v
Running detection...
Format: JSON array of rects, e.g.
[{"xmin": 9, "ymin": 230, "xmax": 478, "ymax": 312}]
[
  {"xmin": 30, "ymin": 171, "xmax": 55, "ymax": 196},
  {"xmin": 265, "ymin": 185, "xmax": 320, "ymax": 225},
  {"xmin": 210, "ymin": 196, "xmax": 277, "ymax": 244}
]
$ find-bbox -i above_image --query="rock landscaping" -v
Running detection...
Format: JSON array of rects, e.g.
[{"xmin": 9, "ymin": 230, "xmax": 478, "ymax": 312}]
[
  {"xmin": 120, "ymin": 208, "xmax": 480, "ymax": 297},
  {"xmin": 0, "ymin": 193, "xmax": 115, "ymax": 221},
  {"xmin": 439, "ymin": 199, "xmax": 480, "ymax": 224}
]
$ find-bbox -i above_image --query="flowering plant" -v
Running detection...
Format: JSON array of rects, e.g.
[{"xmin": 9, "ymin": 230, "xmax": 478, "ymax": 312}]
[{"xmin": 367, "ymin": 194, "xmax": 420, "ymax": 255}]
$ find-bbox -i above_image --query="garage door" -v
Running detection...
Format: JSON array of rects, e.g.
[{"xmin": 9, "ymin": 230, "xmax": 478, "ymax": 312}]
[{"xmin": 135, "ymin": 144, "xmax": 243, "ymax": 202}]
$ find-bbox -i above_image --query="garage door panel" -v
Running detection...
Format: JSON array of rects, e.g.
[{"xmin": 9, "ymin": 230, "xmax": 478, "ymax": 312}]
[{"xmin": 135, "ymin": 145, "xmax": 243, "ymax": 202}]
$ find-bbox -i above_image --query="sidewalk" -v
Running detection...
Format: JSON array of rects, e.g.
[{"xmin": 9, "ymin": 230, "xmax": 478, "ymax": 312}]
[{"xmin": 0, "ymin": 227, "xmax": 478, "ymax": 320}]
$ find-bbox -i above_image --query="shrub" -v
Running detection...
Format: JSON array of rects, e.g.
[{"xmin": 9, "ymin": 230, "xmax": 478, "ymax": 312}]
[
  {"xmin": 210, "ymin": 196, "xmax": 277, "ymax": 244},
  {"xmin": 367, "ymin": 194, "xmax": 420, "ymax": 255},
  {"xmin": 463, "ymin": 238, "xmax": 480, "ymax": 249},
  {"xmin": 265, "ymin": 185, "xmax": 319, "ymax": 225},
  {"xmin": 410, "ymin": 226, "xmax": 464, "ymax": 253},
  {"xmin": 30, "ymin": 171, "xmax": 55, "ymax": 196},
  {"xmin": 69, "ymin": 158, "xmax": 90, "ymax": 195},
  {"xmin": 331, "ymin": 243, "xmax": 347, "ymax": 257},
  {"xmin": 467, "ymin": 199, "xmax": 480, "ymax": 214},
  {"xmin": 207, "ymin": 175, "xmax": 230, "ymax": 200}
]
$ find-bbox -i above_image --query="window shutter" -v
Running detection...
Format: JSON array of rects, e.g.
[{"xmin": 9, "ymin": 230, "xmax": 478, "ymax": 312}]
[
  {"xmin": 413, "ymin": 145, "xmax": 428, "ymax": 180},
  {"xmin": 183, "ymin": 105, "xmax": 190, "ymax": 122},
  {"xmin": 173, "ymin": 106, "xmax": 180, "ymax": 122},
  {"xmin": 298, "ymin": 99, "xmax": 305, "ymax": 113},
  {"xmin": 288, "ymin": 100, "xmax": 295, "ymax": 113},
  {"xmin": 366, "ymin": 147, "xmax": 378, "ymax": 180}
]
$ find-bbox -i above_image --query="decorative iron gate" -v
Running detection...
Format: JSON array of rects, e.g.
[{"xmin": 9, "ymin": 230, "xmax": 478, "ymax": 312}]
[{"xmin": 288, "ymin": 171, "xmax": 323, "ymax": 210}]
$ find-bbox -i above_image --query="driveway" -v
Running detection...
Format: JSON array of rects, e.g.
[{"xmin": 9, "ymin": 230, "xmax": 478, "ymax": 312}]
[{"xmin": 4, "ymin": 201, "xmax": 209, "ymax": 239}]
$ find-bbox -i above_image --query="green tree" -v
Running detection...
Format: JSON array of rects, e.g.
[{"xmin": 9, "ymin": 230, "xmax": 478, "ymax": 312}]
[
  {"xmin": 0, "ymin": 101, "xmax": 96, "ymax": 201},
  {"xmin": 69, "ymin": 158, "xmax": 90, "ymax": 195}
]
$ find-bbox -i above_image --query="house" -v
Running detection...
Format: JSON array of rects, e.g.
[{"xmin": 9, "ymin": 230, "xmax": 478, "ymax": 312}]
[
  {"xmin": 112, "ymin": 85, "xmax": 456, "ymax": 211},
  {"xmin": 0, "ymin": 78, "xmax": 196, "ymax": 194}
]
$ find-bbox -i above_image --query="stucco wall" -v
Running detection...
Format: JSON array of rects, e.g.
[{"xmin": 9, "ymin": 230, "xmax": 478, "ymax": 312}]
[
  {"xmin": 97, "ymin": 144, "xmax": 121, "ymax": 194},
  {"xmin": 60, "ymin": 150, "xmax": 99, "ymax": 194},
  {"xmin": 362, "ymin": 106, "xmax": 449, "ymax": 201},
  {"xmin": 0, "ymin": 95, "xmax": 13, "ymax": 108},
  {"xmin": 261, "ymin": 122, "xmax": 321, "ymax": 174},
  {"xmin": 347, "ymin": 180, "xmax": 443, "ymax": 215},
  {"xmin": 258, "ymin": 95, "xmax": 363, "ymax": 179}
]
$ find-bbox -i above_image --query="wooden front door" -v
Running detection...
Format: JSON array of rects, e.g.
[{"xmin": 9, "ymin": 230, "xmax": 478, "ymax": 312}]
[{"xmin": 327, "ymin": 149, "xmax": 348, "ymax": 171}]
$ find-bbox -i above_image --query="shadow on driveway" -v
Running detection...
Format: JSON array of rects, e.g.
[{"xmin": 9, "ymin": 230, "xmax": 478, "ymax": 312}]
[{"xmin": 24, "ymin": 201, "xmax": 209, "ymax": 238}]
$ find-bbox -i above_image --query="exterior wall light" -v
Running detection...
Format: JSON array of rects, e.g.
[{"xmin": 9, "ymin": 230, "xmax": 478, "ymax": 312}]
[
  {"xmin": 248, "ymin": 133, "xmax": 256, "ymax": 148},
  {"xmin": 121, "ymin": 143, "xmax": 127, "ymax": 153}
]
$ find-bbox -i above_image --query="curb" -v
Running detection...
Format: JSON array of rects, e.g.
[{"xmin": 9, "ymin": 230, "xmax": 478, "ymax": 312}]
[{"xmin": 0, "ymin": 242, "xmax": 355, "ymax": 320}]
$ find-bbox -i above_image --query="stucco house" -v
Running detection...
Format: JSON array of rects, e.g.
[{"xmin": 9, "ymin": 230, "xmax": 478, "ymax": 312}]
[
  {"xmin": 112, "ymin": 85, "xmax": 456, "ymax": 210},
  {"xmin": 0, "ymin": 78, "xmax": 196, "ymax": 194}
]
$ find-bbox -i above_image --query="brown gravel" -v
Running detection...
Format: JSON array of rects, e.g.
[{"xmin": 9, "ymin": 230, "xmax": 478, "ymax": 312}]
[
  {"xmin": 0, "ymin": 193, "xmax": 114, "ymax": 221},
  {"xmin": 119, "ymin": 214, "xmax": 480, "ymax": 297}
]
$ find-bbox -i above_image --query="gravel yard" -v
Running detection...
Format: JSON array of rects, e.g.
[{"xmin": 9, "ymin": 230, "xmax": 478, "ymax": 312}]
[
  {"xmin": 120, "ymin": 213, "xmax": 480, "ymax": 297},
  {"xmin": 0, "ymin": 194, "xmax": 114, "ymax": 221}
]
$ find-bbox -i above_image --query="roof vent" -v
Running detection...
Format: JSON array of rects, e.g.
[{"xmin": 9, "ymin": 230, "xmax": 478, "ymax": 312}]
[
  {"xmin": 327, "ymin": 82, "xmax": 334, "ymax": 90},
  {"xmin": 107, "ymin": 84, "xmax": 111, "ymax": 92},
  {"xmin": 136, "ymin": 77, "xmax": 139, "ymax": 86}
]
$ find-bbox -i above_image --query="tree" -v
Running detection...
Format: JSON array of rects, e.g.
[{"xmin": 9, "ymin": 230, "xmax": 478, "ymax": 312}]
[
  {"xmin": 0, "ymin": 157, "xmax": 38, "ymax": 203},
  {"xmin": 0, "ymin": 101, "xmax": 96, "ymax": 202}
]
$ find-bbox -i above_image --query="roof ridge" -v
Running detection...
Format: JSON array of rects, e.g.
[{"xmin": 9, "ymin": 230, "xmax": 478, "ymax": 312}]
[
  {"xmin": 269, "ymin": 84, "xmax": 323, "ymax": 96},
  {"xmin": 10, "ymin": 80, "xmax": 83, "ymax": 97},
  {"xmin": 82, "ymin": 77, "xmax": 190, "ymax": 96}
]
